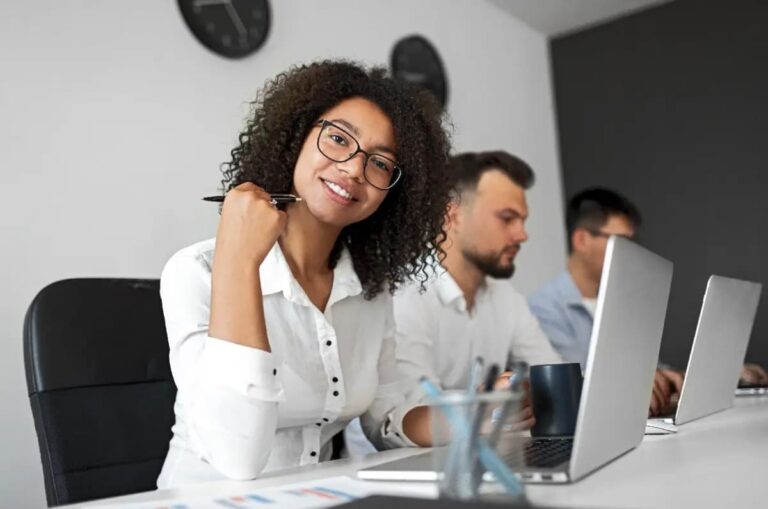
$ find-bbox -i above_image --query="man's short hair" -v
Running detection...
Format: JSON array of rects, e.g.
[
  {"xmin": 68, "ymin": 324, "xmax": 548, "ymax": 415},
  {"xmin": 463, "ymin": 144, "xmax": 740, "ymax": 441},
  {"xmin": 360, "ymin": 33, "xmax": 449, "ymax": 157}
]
[
  {"xmin": 448, "ymin": 151, "xmax": 535, "ymax": 198},
  {"xmin": 566, "ymin": 187, "xmax": 642, "ymax": 251}
]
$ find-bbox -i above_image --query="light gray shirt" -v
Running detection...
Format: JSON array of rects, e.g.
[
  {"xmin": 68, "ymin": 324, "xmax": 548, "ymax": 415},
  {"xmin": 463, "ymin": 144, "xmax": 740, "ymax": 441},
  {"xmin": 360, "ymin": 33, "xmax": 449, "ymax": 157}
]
[
  {"xmin": 345, "ymin": 267, "xmax": 563, "ymax": 458},
  {"xmin": 395, "ymin": 269, "xmax": 564, "ymax": 397}
]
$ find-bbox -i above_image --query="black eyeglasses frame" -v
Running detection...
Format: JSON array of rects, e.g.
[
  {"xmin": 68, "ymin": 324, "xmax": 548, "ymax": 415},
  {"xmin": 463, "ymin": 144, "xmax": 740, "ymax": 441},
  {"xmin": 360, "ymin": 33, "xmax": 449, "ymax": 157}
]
[{"xmin": 315, "ymin": 119, "xmax": 402, "ymax": 191}]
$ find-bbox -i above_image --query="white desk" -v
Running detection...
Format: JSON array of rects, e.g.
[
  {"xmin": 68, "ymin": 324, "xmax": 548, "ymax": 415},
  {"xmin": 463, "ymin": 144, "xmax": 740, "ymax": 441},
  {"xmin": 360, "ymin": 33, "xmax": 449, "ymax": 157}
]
[{"xmin": 73, "ymin": 397, "xmax": 768, "ymax": 508}]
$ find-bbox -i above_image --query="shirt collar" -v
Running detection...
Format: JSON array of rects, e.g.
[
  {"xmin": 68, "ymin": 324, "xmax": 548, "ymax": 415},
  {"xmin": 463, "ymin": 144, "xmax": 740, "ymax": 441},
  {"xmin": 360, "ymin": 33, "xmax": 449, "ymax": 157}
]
[
  {"xmin": 557, "ymin": 271, "xmax": 587, "ymax": 308},
  {"xmin": 259, "ymin": 243, "xmax": 363, "ymax": 304},
  {"xmin": 327, "ymin": 247, "xmax": 363, "ymax": 305},
  {"xmin": 434, "ymin": 266, "xmax": 489, "ymax": 313}
]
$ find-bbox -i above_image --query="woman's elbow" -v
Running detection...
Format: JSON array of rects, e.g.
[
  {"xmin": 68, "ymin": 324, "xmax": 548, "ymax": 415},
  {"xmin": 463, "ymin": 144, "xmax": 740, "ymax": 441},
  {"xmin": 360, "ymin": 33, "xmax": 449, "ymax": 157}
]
[
  {"xmin": 208, "ymin": 445, "xmax": 272, "ymax": 480},
  {"xmin": 189, "ymin": 403, "xmax": 278, "ymax": 480}
]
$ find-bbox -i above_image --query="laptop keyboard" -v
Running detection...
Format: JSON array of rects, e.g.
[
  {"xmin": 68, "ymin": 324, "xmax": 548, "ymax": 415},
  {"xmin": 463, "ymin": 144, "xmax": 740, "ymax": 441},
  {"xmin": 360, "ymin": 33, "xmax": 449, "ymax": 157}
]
[
  {"xmin": 502, "ymin": 438, "xmax": 574, "ymax": 469},
  {"xmin": 738, "ymin": 381, "xmax": 768, "ymax": 389}
]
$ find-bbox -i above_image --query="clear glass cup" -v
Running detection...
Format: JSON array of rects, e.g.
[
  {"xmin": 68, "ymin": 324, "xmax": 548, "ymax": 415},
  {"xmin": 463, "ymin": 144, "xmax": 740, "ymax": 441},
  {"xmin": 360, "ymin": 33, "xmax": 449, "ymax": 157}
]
[{"xmin": 427, "ymin": 389, "xmax": 527, "ymax": 502}]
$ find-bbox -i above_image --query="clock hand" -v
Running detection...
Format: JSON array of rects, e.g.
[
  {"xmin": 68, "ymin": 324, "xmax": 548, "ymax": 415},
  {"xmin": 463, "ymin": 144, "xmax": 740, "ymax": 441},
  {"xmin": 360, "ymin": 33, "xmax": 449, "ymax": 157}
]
[{"xmin": 224, "ymin": 0, "xmax": 248, "ymax": 40}]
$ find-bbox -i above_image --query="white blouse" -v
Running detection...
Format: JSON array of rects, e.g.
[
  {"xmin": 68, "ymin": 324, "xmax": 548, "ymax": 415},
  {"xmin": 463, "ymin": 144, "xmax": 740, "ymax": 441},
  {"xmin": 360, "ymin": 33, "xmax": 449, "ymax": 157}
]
[{"xmin": 156, "ymin": 238, "xmax": 418, "ymax": 488}]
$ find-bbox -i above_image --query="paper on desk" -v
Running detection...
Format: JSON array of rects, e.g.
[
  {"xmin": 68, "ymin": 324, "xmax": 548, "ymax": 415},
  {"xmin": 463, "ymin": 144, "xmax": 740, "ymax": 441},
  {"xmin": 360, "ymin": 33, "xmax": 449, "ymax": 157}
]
[{"xmin": 87, "ymin": 476, "xmax": 384, "ymax": 509}]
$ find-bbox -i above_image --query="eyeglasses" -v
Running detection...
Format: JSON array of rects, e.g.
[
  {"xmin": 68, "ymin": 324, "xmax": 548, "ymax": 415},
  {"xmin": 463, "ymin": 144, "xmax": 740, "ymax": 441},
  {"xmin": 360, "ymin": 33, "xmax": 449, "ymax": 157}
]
[
  {"xmin": 585, "ymin": 229, "xmax": 634, "ymax": 240},
  {"xmin": 315, "ymin": 119, "xmax": 402, "ymax": 191}
]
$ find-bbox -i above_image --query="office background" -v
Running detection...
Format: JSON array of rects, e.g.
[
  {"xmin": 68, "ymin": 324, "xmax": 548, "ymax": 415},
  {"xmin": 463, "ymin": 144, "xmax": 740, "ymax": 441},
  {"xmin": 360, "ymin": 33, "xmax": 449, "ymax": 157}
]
[
  {"xmin": 552, "ymin": 0, "xmax": 768, "ymax": 368},
  {"xmin": 5, "ymin": 1, "xmax": 763, "ymax": 507},
  {"xmin": 1, "ymin": 1, "xmax": 574, "ymax": 506}
]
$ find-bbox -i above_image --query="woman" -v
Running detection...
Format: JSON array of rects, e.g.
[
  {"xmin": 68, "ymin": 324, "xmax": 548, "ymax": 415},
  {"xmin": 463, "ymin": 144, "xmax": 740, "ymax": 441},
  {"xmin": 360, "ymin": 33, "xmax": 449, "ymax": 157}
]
[{"xmin": 157, "ymin": 61, "xmax": 451, "ymax": 487}]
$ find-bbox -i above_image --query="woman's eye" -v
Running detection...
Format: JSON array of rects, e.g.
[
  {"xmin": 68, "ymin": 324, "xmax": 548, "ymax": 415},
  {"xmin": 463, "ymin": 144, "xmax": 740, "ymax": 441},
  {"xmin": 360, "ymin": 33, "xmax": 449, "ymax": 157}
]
[
  {"xmin": 372, "ymin": 159, "xmax": 390, "ymax": 172},
  {"xmin": 330, "ymin": 134, "xmax": 347, "ymax": 145}
]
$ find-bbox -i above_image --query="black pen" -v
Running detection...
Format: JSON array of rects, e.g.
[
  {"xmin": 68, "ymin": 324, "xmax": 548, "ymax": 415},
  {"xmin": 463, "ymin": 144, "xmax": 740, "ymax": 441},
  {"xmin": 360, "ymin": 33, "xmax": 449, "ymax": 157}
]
[{"xmin": 202, "ymin": 193, "xmax": 303, "ymax": 205}]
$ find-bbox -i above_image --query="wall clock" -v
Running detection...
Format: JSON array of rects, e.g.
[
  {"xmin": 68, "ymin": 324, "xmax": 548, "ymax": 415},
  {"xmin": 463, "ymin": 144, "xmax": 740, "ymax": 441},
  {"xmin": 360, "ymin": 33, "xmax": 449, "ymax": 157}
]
[
  {"xmin": 178, "ymin": 0, "xmax": 270, "ymax": 59},
  {"xmin": 390, "ymin": 35, "xmax": 448, "ymax": 108}
]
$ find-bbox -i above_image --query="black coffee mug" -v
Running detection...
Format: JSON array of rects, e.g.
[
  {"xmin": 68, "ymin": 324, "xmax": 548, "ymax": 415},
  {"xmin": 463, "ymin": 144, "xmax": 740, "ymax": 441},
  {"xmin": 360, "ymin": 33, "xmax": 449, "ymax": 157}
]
[{"xmin": 529, "ymin": 362, "xmax": 584, "ymax": 437}]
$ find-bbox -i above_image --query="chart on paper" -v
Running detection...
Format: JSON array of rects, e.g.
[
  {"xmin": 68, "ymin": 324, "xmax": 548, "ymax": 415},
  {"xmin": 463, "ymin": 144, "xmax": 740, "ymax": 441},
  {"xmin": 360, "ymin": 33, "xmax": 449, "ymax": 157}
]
[{"xmin": 88, "ymin": 476, "xmax": 376, "ymax": 509}]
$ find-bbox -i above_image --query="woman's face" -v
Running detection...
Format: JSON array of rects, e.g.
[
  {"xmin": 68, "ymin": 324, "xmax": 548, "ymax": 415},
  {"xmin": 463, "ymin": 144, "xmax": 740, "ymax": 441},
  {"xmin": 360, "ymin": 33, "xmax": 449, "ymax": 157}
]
[{"xmin": 292, "ymin": 97, "xmax": 396, "ymax": 228}]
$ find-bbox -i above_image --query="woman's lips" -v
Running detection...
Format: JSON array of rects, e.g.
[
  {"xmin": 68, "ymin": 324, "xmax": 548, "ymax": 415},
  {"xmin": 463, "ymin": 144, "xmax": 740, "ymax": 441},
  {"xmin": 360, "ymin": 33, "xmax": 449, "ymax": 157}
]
[{"xmin": 321, "ymin": 178, "xmax": 357, "ymax": 205}]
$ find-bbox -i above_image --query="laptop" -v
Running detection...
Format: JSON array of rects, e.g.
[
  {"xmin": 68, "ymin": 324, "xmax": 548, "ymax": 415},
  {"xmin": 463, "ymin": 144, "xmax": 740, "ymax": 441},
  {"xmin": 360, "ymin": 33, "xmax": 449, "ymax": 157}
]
[
  {"xmin": 736, "ymin": 381, "xmax": 768, "ymax": 396},
  {"xmin": 358, "ymin": 236, "xmax": 673, "ymax": 484},
  {"xmin": 649, "ymin": 275, "xmax": 762, "ymax": 429}
]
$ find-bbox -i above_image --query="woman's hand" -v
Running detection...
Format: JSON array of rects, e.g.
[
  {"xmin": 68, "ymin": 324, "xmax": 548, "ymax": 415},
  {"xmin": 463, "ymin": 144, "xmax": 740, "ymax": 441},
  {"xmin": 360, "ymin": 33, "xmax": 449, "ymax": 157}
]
[
  {"xmin": 209, "ymin": 182, "xmax": 286, "ymax": 350},
  {"xmin": 215, "ymin": 182, "xmax": 287, "ymax": 266}
]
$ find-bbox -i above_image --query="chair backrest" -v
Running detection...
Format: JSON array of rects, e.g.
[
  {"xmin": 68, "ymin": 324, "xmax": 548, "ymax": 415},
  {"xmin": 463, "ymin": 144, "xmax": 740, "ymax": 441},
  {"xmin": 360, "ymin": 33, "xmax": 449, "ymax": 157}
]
[{"xmin": 24, "ymin": 278, "xmax": 176, "ymax": 506}]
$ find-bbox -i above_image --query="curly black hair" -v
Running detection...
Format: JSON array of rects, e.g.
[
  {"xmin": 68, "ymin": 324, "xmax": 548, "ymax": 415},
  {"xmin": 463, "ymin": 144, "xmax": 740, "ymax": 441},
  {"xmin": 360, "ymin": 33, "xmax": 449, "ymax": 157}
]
[{"xmin": 220, "ymin": 60, "xmax": 452, "ymax": 299}]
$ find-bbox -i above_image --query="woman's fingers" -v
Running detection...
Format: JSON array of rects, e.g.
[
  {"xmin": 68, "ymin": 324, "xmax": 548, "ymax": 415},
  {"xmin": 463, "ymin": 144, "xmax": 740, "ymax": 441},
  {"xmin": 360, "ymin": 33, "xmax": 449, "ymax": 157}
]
[{"xmin": 216, "ymin": 182, "xmax": 288, "ymax": 265}]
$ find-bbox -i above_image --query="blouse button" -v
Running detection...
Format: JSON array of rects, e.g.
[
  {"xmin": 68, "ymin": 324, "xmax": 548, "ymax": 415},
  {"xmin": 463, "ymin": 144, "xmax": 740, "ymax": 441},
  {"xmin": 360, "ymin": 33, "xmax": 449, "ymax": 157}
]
[
  {"xmin": 326, "ymin": 340, "xmax": 332, "ymax": 346},
  {"xmin": 273, "ymin": 368, "xmax": 277, "ymax": 376},
  {"xmin": 332, "ymin": 377, "xmax": 339, "ymax": 383},
  {"xmin": 310, "ymin": 451, "xmax": 317, "ymax": 457},
  {"xmin": 333, "ymin": 391, "xmax": 339, "ymax": 397},
  {"xmin": 323, "ymin": 418, "xmax": 329, "ymax": 422},
  {"xmin": 315, "ymin": 422, "xmax": 322, "ymax": 427}
]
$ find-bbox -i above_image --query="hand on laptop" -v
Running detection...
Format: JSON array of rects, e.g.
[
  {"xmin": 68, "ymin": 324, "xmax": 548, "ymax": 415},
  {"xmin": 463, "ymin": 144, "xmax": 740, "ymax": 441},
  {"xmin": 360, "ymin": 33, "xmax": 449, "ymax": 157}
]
[
  {"xmin": 740, "ymin": 363, "xmax": 768, "ymax": 385},
  {"xmin": 649, "ymin": 369, "xmax": 684, "ymax": 416},
  {"xmin": 659, "ymin": 369, "xmax": 684, "ymax": 393}
]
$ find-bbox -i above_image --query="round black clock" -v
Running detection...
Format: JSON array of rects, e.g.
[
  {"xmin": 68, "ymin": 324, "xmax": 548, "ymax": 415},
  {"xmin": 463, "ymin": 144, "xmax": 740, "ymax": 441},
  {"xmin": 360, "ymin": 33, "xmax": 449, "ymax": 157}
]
[
  {"xmin": 178, "ymin": 0, "xmax": 270, "ymax": 59},
  {"xmin": 390, "ymin": 35, "xmax": 448, "ymax": 109}
]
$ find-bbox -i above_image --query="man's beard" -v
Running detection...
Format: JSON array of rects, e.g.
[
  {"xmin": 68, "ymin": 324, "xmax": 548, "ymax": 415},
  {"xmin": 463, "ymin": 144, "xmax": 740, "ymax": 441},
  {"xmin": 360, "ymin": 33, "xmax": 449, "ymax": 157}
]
[{"xmin": 463, "ymin": 247, "xmax": 517, "ymax": 279}]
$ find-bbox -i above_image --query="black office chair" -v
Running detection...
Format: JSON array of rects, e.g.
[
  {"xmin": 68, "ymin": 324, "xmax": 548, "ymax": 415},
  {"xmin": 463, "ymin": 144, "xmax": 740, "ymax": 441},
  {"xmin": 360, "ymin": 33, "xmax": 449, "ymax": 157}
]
[{"xmin": 24, "ymin": 278, "xmax": 176, "ymax": 506}]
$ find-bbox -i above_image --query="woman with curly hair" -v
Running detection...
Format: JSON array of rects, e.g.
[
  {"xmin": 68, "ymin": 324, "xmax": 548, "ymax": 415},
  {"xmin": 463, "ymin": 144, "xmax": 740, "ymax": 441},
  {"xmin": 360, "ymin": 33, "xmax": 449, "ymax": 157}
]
[{"xmin": 157, "ymin": 60, "xmax": 452, "ymax": 487}]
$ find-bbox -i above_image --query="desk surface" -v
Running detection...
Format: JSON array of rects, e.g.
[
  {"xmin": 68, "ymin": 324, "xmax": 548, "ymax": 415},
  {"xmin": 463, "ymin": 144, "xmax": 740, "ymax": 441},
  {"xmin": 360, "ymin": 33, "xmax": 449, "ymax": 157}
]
[{"xmin": 74, "ymin": 397, "xmax": 768, "ymax": 509}]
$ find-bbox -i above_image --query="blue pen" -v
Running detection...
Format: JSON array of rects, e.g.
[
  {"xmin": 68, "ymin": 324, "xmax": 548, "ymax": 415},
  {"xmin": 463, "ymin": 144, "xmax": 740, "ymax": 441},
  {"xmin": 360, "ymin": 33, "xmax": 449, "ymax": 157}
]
[
  {"xmin": 443, "ymin": 357, "xmax": 484, "ymax": 488},
  {"xmin": 420, "ymin": 377, "xmax": 524, "ymax": 496},
  {"xmin": 470, "ymin": 364, "xmax": 500, "ymax": 491}
]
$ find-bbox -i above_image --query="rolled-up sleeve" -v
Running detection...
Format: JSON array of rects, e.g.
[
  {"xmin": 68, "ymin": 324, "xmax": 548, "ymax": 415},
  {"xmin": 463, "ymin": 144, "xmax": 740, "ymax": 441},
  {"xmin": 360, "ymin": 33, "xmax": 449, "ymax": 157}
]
[
  {"xmin": 359, "ymin": 297, "xmax": 422, "ymax": 450},
  {"xmin": 160, "ymin": 251, "xmax": 284, "ymax": 480}
]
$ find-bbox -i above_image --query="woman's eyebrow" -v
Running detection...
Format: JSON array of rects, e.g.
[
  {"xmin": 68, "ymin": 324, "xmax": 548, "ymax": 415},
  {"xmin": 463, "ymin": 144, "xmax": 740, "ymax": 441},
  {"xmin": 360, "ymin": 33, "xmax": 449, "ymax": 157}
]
[
  {"xmin": 331, "ymin": 118, "xmax": 360, "ymax": 136},
  {"xmin": 332, "ymin": 118, "xmax": 397, "ymax": 156},
  {"xmin": 372, "ymin": 144, "xmax": 396, "ymax": 156}
]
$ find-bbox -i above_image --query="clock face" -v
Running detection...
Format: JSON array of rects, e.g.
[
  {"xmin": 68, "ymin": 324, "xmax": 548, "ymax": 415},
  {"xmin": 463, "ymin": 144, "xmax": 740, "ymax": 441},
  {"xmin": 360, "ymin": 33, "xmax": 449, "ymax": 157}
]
[
  {"xmin": 390, "ymin": 35, "xmax": 448, "ymax": 109},
  {"xmin": 178, "ymin": 0, "xmax": 270, "ymax": 59}
]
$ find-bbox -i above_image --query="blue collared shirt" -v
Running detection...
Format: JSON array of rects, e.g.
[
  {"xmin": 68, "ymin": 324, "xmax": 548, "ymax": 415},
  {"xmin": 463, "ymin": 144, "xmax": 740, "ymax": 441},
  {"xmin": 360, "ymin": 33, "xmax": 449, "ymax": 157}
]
[{"xmin": 528, "ymin": 271, "xmax": 594, "ymax": 369}]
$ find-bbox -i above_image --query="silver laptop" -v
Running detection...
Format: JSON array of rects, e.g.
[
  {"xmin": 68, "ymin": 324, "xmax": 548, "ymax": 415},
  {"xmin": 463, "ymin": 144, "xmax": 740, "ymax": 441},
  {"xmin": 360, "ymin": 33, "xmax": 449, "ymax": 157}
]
[
  {"xmin": 652, "ymin": 276, "xmax": 761, "ymax": 427},
  {"xmin": 358, "ymin": 236, "xmax": 673, "ymax": 484}
]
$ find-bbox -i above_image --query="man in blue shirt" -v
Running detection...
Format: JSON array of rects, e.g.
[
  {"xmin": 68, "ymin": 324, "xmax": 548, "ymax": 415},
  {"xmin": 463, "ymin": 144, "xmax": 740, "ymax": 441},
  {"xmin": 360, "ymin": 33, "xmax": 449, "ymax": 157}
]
[
  {"xmin": 529, "ymin": 188, "xmax": 637, "ymax": 369},
  {"xmin": 529, "ymin": 188, "xmax": 768, "ymax": 415}
]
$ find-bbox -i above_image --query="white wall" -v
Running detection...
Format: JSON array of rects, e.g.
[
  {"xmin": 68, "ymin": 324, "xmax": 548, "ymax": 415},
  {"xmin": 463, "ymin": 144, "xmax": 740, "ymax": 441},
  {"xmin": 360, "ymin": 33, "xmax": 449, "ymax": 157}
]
[{"xmin": 0, "ymin": 1, "xmax": 565, "ymax": 506}]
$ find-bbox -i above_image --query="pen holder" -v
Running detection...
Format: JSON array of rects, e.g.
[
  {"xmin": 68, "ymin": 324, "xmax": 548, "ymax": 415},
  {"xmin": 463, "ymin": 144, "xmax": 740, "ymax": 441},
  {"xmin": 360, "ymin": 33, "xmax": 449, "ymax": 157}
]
[{"xmin": 427, "ymin": 389, "xmax": 526, "ymax": 501}]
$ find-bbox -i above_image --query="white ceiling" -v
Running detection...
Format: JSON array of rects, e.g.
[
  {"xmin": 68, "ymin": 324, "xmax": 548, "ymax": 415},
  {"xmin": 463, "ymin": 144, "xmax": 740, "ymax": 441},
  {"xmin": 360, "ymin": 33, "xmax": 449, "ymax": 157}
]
[{"xmin": 487, "ymin": 0, "xmax": 672, "ymax": 37}]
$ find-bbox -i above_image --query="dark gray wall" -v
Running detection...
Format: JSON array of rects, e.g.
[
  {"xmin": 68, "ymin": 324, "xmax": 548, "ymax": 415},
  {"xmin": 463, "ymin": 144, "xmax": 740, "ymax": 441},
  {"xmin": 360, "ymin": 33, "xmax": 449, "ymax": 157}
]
[{"xmin": 551, "ymin": 0, "xmax": 768, "ymax": 368}]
